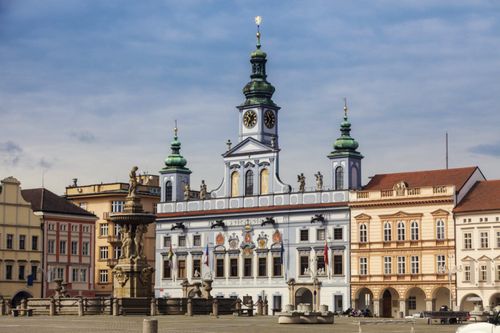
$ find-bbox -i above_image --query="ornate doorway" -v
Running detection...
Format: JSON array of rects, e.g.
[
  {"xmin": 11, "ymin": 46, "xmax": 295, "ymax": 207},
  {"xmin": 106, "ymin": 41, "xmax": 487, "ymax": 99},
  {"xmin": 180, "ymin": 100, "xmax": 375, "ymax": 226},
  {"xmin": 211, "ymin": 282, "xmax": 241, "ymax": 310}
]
[{"xmin": 295, "ymin": 288, "xmax": 313, "ymax": 307}]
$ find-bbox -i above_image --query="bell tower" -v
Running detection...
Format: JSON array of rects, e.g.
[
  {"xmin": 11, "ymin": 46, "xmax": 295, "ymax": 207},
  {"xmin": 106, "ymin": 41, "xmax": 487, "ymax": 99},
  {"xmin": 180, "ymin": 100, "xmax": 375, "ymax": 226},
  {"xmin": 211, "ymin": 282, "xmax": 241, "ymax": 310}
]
[
  {"xmin": 237, "ymin": 16, "xmax": 280, "ymax": 147},
  {"xmin": 327, "ymin": 100, "xmax": 363, "ymax": 190}
]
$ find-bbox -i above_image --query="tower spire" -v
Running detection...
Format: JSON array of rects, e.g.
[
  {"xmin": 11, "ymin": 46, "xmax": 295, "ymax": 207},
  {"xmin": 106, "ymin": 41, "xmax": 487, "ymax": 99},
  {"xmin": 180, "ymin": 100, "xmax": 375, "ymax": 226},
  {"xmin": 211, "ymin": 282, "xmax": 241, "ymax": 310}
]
[
  {"xmin": 162, "ymin": 121, "xmax": 190, "ymax": 173},
  {"xmin": 328, "ymin": 100, "xmax": 362, "ymax": 158},
  {"xmin": 255, "ymin": 16, "xmax": 262, "ymax": 49}
]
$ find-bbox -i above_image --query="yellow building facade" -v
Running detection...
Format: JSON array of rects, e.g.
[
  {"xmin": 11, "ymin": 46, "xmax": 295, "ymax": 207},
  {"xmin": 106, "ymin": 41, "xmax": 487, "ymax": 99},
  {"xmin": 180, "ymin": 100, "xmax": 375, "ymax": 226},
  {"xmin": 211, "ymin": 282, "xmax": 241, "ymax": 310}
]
[
  {"xmin": 0, "ymin": 177, "xmax": 42, "ymax": 305},
  {"xmin": 349, "ymin": 167, "xmax": 484, "ymax": 317},
  {"xmin": 65, "ymin": 175, "xmax": 159, "ymax": 296}
]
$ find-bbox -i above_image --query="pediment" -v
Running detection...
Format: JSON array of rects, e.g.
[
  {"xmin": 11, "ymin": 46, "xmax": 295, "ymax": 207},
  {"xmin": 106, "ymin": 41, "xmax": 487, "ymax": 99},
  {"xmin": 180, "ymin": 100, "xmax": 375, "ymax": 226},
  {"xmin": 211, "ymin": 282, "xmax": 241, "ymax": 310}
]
[
  {"xmin": 477, "ymin": 255, "xmax": 492, "ymax": 261},
  {"xmin": 431, "ymin": 209, "xmax": 450, "ymax": 217},
  {"xmin": 354, "ymin": 213, "xmax": 372, "ymax": 221},
  {"xmin": 379, "ymin": 211, "xmax": 423, "ymax": 220},
  {"xmin": 461, "ymin": 256, "xmax": 475, "ymax": 262},
  {"xmin": 223, "ymin": 137, "xmax": 274, "ymax": 158}
]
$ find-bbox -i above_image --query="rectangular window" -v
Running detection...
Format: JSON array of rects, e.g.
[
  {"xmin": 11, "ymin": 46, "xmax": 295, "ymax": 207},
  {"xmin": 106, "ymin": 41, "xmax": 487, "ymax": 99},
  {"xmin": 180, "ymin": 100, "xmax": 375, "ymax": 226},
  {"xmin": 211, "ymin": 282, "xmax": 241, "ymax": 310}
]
[
  {"xmin": 480, "ymin": 265, "xmax": 487, "ymax": 282},
  {"xmin": 411, "ymin": 256, "xmax": 419, "ymax": 274},
  {"xmin": 82, "ymin": 242, "xmax": 89, "ymax": 256},
  {"xmin": 316, "ymin": 229, "xmax": 325, "ymax": 241},
  {"xmin": 177, "ymin": 259, "xmax": 186, "ymax": 279},
  {"xmin": 111, "ymin": 201, "xmax": 125, "ymax": 213},
  {"xmin": 71, "ymin": 224, "xmax": 78, "ymax": 232},
  {"xmin": 59, "ymin": 240, "xmax": 67, "ymax": 255},
  {"xmin": 273, "ymin": 295, "xmax": 282, "ymax": 312},
  {"xmin": 72, "ymin": 268, "xmax": 79, "ymax": 282},
  {"xmin": 60, "ymin": 224, "xmax": 67, "ymax": 232},
  {"xmin": 397, "ymin": 256, "xmax": 406, "ymax": 275},
  {"xmin": 333, "ymin": 228, "xmax": 343, "ymax": 240},
  {"xmin": 359, "ymin": 257, "xmax": 368, "ymax": 275},
  {"xmin": 31, "ymin": 265, "xmax": 37, "ymax": 281},
  {"xmin": 163, "ymin": 236, "xmax": 171, "ymax": 248},
  {"xmin": 57, "ymin": 267, "xmax": 64, "ymax": 280},
  {"xmin": 190, "ymin": 258, "xmax": 200, "ymax": 277},
  {"xmin": 216, "ymin": 258, "xmax": 224, "ymax": 277},
  {"xmin": 408, "ymin": 296, "xmax": 416, "ymax": 310},
  {"xmin": 113, "ymin": 224, "xmax": 120, "ymax": 236},
  {"xmin": 114, "ymin": 246, "xmax": 121, "ymax": 259},
  {"xmin": 19, "ymin": 235, "xmax": 26, "ymax": 250},
  {"xmin": 333, "ymin": 255, "xmax": 343, "ymax": 275},
  {"xmin": 178, "ymin": 235, "xmax": 186, "ymax": 247},
  {"xmin": 193, "ymin": 235, "xmax": 201, "ymax": 247},
  {"xmin": 99, "ymin": 270, "xmax": 108, "ymax": 283},
  {"xmin": 80, "ymin": 269, "xmax": 87, "ymax": 282},
  {"xmin": 6, "ymin": 234, "xmax": 13, "ymax": 249},
  {"xmin": 464, "ymin": 265, "xmax": 471, "ymax": 282},
  {"xmin": 496, "ymin": 231, "xmax": 500, "ymax": 248},
  {"xmin": 244, "ymin": 258, "xmax": 252, "ymax": 277},
  {"xmin": 100, "ymin": 223, "xmax": 109, "ymax": 236},
  {"xmin": 32, "ymin": 236, "xmax": 38, "ymax": 250},
  {"xmin": 464, "ymin": 233, "xmax": 472, "ymax": 249},
  {"xmin": 300, "ymin": 229, "xmax": 309, "ymax": 242},
  {"xmin": 496, "ymin": 265, "xmax": 500, "ymax": 281},
  {"xmin": 480, "ymin": 232, "xmax": 489, "ymax": 248},
  {"xmin": 48, "ymin": 240, "xmax": 55, "ymax": 254},
  {"xmin": 99, "ymin": 246, "xmax": 108, "ymax": 260},
  {"xmin": 384, "ymin": 256, "xmax": 392, "ymax": 275},
  {"xmin": 6, "ymin": 264, "xmax": 12, "ymax": 280},
  {"xmin": 71, "ymin": 241, "xmax": 78, "ymax": 255},
  {"xmin": 272, "ymin": 257, "xmax": 282, "ymax": 277},
  {"xmin": 317, "ymin": 255, "xmax": 325, "ymax": 273},
  {"xmin": 230, "ymin": 258, "xmax": 238, "ymax": 277},
  {"xmin": 18, "ymin": 265, "xmax": 25, "ymax": 280},
  {"xmin": 162, "ymin": 260, "xmax": 171, "ymax": 279},
  {"xmin": 258, "ymin": 257, "xmax": 267, "ymax": 277},
  {"xmin": 437, "ymin": 255, "xmax": 446, "ymax": 272},
  {"xmin": 300, "ymin": 256, "xmax": 309, "ymax": 275}
]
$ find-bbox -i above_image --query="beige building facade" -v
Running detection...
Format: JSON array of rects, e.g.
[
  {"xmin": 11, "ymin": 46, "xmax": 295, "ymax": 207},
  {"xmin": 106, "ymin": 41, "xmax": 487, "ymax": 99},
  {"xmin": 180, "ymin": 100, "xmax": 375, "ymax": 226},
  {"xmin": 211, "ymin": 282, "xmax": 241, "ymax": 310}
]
[
  {"xmin": 350, "ymin": 167, "xmax": 484, "ymax": 317},
  {"xmin": 0, "ymin": 177, "xmax": 42, "ymax": 305},
  {"xmin": 65, "ymin": 175, "xmax": 159, "ymax": 296},
  {"xmin": 454, "ymin": 180, "xmax": 500, "ymax": 311}
]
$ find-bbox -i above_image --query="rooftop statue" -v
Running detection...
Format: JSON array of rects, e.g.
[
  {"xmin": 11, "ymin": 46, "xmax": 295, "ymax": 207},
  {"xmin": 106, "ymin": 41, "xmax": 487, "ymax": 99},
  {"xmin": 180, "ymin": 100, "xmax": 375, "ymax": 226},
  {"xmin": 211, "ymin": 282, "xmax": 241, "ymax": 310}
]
[{"xmin": 128, "ymin": 166, "xmax": 138, "ymax": 197}]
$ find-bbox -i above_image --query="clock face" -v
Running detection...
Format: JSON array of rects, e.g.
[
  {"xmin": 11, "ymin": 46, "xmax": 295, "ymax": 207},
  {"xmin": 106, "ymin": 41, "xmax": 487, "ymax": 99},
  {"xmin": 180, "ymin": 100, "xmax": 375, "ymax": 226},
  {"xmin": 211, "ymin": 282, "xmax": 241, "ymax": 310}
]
[
  {"xmin": 243, "ymin": 110, "xmax": 257, "ymax": 128},
  {"xmin": 264, "ymin": 110, "xmax": 276, "ymax": 129}
]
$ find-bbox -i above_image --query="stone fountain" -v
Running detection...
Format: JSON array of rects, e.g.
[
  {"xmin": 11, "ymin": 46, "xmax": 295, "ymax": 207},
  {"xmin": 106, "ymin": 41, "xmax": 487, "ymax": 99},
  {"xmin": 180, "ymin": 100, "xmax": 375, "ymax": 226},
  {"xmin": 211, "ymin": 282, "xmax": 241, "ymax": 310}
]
[{"xmin": 110, "ymin": 166, "xmax": 155, "ymax": 298}]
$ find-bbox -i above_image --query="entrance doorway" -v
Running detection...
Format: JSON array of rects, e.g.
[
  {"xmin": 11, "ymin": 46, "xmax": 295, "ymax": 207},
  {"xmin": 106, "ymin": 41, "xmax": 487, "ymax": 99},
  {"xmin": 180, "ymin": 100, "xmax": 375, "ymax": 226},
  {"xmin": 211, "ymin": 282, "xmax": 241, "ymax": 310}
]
[
  {"xmin": 382, "ymin": 290, "xmax": 392, "ymax": 317},
  {"xmin": 295, "ymin": 288, "xmax": 313, "ymax": 308},
  {"xmin": 11, "ymin": 291, "xmax": 33, "ymax": 308}
]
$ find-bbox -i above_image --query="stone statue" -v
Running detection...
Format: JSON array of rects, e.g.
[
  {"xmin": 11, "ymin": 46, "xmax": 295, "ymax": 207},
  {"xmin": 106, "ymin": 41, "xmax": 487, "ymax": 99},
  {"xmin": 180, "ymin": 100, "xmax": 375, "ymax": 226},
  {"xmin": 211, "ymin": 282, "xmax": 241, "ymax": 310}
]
[
  {"xmin": 134, "ymin": 224, "xmax": 147, "ymax": 259},
  {"xmin": 121, "ymin": 224, "xmax": 132, "ymax": 259},
  {"xmin": 297, "ymin": 173, "xmax": 306, "ymax": 192},
  {"xmin": 200, "ymin": 180, "xmax": 207, "ymax": 200},
  {"xmin": 194, "ymin": 269, "xmax": 201, "ymax": 278},
  {"xmin": 184, "ymin": 183, "xmax": 190, "ymax": 201},
  {"xmin": 128, "ymin": 166, "xmax": 138, "ymax": 197},
  {"xmin": 315, "ymin": 171, "xmax": 323, "ymax": 191}
]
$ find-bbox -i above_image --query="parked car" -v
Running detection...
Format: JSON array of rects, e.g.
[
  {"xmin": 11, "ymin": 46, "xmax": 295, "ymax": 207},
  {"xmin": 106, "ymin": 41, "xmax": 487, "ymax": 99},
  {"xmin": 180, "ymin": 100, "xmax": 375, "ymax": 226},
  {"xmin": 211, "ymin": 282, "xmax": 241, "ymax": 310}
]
[{"xmin": 457, "ymin": 312, "xmax": 500, "ymax": 333}]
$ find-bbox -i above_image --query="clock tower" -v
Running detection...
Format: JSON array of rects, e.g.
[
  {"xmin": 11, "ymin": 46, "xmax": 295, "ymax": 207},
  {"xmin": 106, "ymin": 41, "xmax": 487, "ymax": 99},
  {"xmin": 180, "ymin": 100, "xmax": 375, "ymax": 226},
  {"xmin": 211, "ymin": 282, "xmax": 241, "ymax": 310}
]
[{"xmin": 237, "ymin": 20, "xmax": 280, "ymax": 147}]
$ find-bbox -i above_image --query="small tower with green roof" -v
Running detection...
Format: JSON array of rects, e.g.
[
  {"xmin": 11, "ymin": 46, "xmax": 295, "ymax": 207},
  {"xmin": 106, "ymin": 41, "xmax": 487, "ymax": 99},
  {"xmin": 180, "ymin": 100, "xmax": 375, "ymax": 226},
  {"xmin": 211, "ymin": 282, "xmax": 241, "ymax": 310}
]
[
  {"xmin": 159, "ymin": 123, "xmax": 192, "ymax": 202},
  {"xmin": 327, "ymin": 100, "xmax": 363, "ymax": 190}
]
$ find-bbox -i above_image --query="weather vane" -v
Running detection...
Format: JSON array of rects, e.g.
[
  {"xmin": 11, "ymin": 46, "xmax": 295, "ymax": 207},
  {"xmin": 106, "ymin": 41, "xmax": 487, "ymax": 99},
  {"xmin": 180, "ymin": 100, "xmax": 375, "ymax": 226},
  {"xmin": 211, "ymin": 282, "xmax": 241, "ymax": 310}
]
[
  {"xmin": 174, "ymin": 119, "xmax": 178, "ymax": 137},
  {"xmin": 255, "ymin": 16, "xmax": 262, "ymax": 48}
]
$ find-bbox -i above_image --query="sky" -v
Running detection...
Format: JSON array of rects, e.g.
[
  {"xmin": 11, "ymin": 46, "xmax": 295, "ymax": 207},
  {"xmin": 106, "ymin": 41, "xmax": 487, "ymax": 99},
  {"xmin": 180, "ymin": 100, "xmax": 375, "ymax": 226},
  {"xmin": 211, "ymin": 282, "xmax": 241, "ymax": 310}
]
[{"xmin": 1, "ymin": 0, "xmax": 500, "ymax": 195}]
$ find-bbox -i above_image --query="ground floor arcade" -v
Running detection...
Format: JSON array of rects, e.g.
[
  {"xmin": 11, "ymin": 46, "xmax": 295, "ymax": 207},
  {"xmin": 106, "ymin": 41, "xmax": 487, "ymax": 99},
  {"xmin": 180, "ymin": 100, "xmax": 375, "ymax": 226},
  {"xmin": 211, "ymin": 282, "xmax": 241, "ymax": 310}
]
[
  {"xmin": 458, "ymin": 288, "xmax": 500, "ymax": 312},
  {"xmin": 352, "ymin": 283, "xmax": 454, "ymax": 317}
]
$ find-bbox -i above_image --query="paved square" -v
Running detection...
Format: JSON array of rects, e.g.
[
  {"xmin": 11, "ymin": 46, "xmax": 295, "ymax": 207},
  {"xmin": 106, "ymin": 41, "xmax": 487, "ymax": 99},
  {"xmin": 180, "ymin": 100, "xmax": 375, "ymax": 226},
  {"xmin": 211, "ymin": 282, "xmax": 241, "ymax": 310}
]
[{"xmin": 0, "ymin": 315, "xmax": 462, "ymax": 333}]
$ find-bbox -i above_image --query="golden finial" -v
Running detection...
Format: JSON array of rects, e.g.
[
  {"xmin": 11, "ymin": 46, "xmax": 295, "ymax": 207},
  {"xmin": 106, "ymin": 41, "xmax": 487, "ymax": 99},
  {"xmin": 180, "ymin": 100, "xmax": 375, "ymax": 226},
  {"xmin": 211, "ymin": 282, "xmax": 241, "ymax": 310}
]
[
  {"xmin": 343, "ymin": 97, "xmax": 348, "ymax": 118},
  {"xmin": 255, "ymin": 16, "xmax": 262, "ymax": 49},
  {"xmin": 174, "ymin": 120, "xmax": 178, "ymax": 138}
]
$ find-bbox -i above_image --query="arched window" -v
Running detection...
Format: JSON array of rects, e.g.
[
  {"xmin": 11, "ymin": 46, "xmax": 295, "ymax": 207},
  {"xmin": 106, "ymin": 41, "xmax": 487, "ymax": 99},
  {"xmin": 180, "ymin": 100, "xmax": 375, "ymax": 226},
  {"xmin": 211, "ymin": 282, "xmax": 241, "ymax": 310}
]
[
  {"xmin": 335, "ymin": 166, "xmax": 344, "ymax": 190},
  {"xmin": 410, "ymin": 221, "xmax": 419, "ymax": 241},
  {"xmin": 397, "ymin": 221, "xmax": 405, "ymax": 241},
  {"xmin": 165, "ymin": 181, "xmax": 172, "ymax": 202},
  {"xmin": 260, "ymin": 169, "xmax": 269, "ymax": 195},
  {"xmin": 384, "ymin": 222, "xmax": 392, "ymax": 242},
  {"xmin": 359, "ymin": 224, "xmax": 367, "ymax": 243},
  {"xmin": 245, "ymin": 170, "xmax": 254, "ymax": 196},
  {"xmin": 231, "ymin": 171, "xmax": 239, "ymax": 197},
  {"xmin": 351, "ymin": 166, "xmax": 358, "ymax": 189},
  {"xmin": 436, "ymin": 220, "xmax": 445, "ymax": 240}
]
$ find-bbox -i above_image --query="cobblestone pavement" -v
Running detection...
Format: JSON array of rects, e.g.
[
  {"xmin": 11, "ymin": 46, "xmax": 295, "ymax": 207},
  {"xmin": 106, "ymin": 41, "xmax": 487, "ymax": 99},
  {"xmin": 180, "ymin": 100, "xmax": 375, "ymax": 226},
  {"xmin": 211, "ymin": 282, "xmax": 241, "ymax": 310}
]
[{"xmin": 0, "ymin": 315, "xmax": 463, "ymax": 333}]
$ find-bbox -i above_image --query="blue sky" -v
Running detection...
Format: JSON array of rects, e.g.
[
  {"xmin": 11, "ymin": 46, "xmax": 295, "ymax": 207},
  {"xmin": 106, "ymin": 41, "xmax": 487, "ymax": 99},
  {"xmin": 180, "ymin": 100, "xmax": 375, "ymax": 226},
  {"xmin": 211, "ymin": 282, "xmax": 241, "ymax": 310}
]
[{"xmin": 1, "ymin": 0, "xmax": 500, "ymax": 194}]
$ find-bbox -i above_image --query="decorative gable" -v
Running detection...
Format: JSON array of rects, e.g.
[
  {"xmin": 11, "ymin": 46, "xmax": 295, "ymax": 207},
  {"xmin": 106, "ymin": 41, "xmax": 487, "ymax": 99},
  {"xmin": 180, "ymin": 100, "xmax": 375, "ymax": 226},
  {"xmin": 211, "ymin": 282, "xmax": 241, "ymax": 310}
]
[
  {"xmin": 379, "ymin": 211, "xmax": 423, "ymax": 220},
  {"xmin": 354, "ymin": 213, "xmax": 372, "ymax": 222},
  {"xmin": 430, "ymin": 209, "xmax": 450, "ymax": 217},
  {"xmin": 223, "ymin": 137, "xmax": 274, "ymax": 158}
]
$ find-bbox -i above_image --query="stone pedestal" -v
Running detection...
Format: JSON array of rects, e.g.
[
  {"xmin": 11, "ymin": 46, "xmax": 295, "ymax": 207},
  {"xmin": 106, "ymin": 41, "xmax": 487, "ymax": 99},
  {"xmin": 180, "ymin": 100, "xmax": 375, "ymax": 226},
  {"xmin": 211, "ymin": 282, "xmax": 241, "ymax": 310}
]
[{"xmin": 113, "ymin": 258, "xmax": 154, "ymax": 298}]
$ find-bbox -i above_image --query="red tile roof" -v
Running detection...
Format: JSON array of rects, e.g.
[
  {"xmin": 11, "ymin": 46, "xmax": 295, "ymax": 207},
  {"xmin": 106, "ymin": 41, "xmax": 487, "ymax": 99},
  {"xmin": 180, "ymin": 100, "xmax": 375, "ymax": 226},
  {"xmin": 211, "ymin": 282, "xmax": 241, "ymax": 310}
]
[
  {"xmin": 22, "ymin": 188, "xmax": 96, "ymax": 217},
  {"xmin": 364, "ymin": 166, "xmax": 479, "ymax": 191},
  {"xmin": 454, "ymin": 180, "xmax": 500, "ymax": 213}
]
